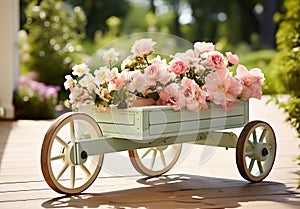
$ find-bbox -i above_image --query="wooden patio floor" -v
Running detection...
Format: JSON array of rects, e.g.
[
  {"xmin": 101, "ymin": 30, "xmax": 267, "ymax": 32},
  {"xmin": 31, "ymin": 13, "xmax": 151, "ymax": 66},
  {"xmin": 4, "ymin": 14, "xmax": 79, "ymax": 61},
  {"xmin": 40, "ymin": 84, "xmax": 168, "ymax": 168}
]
[{"xmin": 0, "ymin": 96, "xmax": 299, "ymax": 208}]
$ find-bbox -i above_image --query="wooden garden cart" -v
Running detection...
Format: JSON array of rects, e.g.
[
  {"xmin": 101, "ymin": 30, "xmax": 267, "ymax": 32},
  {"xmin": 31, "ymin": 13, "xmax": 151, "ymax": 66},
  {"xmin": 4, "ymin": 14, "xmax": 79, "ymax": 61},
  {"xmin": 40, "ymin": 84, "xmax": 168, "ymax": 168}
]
[{"xmin": 40, "ymin": 101, "xmax": 276, "ymax": 194}]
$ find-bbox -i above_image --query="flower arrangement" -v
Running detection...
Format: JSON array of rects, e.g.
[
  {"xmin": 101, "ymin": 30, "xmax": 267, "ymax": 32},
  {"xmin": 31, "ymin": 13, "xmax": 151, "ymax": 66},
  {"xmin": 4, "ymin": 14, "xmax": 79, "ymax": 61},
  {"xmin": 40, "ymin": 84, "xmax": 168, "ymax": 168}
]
[
  {"xmin": 14, "ymin": 72, "xmax": 60, "ymax": 119},
  {"xmin": 64, "ymin": 38, "xmax": 264, "ymax": 112}
]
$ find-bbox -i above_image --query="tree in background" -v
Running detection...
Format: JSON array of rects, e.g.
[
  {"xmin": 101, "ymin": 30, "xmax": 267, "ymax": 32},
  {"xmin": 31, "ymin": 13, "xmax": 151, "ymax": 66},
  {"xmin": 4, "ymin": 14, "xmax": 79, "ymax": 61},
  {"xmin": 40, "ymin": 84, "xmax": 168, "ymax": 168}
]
[
  {"xmin": 65, "ymin": 0, "xmax": 130, "ymax": 41},
  {"xmin": 22, "ymin": 0, "xmax": 86, "ymax": 99},
  {"xmin": 20, "ymin": 0, "xmax": 280, "ymax": 49},
  {"xmin": 144, "ymin": 0, "xmax": 279, "ymax": 47},
  {"xmin": 260, "ymin": 0, "xmax": 279, "ymax": 48},
  {"xmin": 273, "ymin": 0, "xmax": 300, "ymax": 187}
]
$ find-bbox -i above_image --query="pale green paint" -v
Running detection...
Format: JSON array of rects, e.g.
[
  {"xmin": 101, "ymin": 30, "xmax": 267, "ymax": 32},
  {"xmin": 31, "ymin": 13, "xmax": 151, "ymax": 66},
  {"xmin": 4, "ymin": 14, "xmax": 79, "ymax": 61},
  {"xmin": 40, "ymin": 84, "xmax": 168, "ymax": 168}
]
[
  {"xmin": 69, "ymin": 131, "xmax": 238, "ymax": 165},
  {"xmin": 70, "ymin": 101, "xmax": 249, "ymax": 165},
  {"xmin": 79, "ymin": 101, "xmax": 249, "ymax": 141}
]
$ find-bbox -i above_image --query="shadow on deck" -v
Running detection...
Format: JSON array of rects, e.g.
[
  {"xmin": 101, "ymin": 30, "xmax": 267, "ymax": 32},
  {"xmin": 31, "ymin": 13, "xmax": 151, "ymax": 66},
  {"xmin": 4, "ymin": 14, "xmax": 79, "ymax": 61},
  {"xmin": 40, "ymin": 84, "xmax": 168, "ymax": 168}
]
[{"xmin": 41, "ymin": 174, "xmax": 299, "ymax": 209}]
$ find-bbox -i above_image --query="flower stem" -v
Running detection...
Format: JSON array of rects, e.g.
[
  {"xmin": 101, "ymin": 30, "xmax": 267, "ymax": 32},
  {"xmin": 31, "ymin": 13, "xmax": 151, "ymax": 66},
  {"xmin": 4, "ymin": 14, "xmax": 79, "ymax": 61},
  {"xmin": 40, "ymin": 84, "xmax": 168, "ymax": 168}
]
[{"xmin": 144, "ymin": 56, "xmax": 150, "ymax": 66}]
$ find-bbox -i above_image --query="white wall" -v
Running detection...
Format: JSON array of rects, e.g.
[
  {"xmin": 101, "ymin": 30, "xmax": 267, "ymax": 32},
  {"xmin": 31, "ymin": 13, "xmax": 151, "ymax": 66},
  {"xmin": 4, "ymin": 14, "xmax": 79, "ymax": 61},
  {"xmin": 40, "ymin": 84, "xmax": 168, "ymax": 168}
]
[{"xmin": 0, "ymin": 0, "xmax": 19, "ymax": 119}]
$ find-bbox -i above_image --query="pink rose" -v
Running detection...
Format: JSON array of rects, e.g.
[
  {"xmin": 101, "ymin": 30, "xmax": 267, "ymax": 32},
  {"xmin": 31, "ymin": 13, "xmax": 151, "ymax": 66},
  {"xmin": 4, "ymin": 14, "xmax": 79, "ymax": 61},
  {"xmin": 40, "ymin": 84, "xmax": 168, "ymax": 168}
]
[
  {"xmin": 194, "ymin": 42, "xmax": 215, "ymax": 56},
  {"xmin": 126, "ymin": 71, "xmax": 148, "ymax": 93},
  {"xmin": 236, "ymin": 65, "xmax": 265, "ymax": 100},
  {"xmin": 173, "ymin": 49, "xmax": 199, "ymax": 68},
  {"xmin": 157, "ymin": 83, "xmax": 180, "ymax": 109},
  {"xmin": 180, "ymin": 78, "xmax": 199, "ymax": 100},
  {"xmin": 130, "ymin": 38, "xmax": 156, "ymax": 57},
  {"xmin": 169, "ymin": 60, "xmax": 189, "ymax": 76},
  {"xmin": 202, "ymin": 51, "xmax": 227, "ymax": 70},
  {"xmin": 108, "ymin": 71, "xmax": 127, "ymax": 91},
  {"xmin": 204, "ymin": 68, "xmax": 242, "ymax": 111},
  {"xmin": 179, "ymin": 78, "xmax": 208, "ymax": 111},
  {"xmin": 225, "ymin": 52, "xmax": 239, "ymax": 65},
  {"xmin": 144, "ymin": 62, "xmax": 171, "ymax": 85},
  {"xmin": 156, "ymin": 89, "xmax": 169, "ymax": 105}
]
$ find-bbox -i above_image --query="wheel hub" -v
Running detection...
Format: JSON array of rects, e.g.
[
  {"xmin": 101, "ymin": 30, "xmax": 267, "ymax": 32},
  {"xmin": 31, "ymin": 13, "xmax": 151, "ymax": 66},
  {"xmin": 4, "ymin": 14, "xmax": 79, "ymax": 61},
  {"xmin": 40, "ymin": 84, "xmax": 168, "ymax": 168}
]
[
  {"xmin": 64, "ymin": 142, "xmax": 88, "ymax": 165},
  {"xmin": 248, "ymin": 142, "xmax": 270, "ymax": 161},
  {"xmin": 261, "ymin": 147, "xmax": 269, "ymax": 157}
]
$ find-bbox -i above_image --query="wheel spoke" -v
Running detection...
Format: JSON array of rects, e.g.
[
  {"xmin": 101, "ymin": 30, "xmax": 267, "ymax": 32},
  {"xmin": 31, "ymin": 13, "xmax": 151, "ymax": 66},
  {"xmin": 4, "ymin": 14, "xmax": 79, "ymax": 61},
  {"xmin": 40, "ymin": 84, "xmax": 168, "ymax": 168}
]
[
  {"xmin": 79, "ymin": 164, "xmax": 91, "ymax": 177},
  {"xmin": 248, "ymin": 159, "xmax": 255, "ymax": 172},
  {"xmin": 257, "ymin": 161, "xmax": 264, "ymax": 174},
  {"xmin": 252, "ymin": 129, "xmax": 257, "ymax": 144},
  {"xmin": 71, "ymin": 165, "xmax": 75, "ymax": 188},
  {"xmin": 141, "ymin": 148, "xmax": 152, "ymax": 159},
  {"xmin": 129, "ymin": 144, "xmax": 182, "ymax": 177},
  {"xmin": 56, "ymin": 163, "xmax": 69, "ymax": 180},
  {"xmin": 248, "ymin": 140, "xmax": 255, "ymax": 148},
  {"xmin": 150, "ymin": 149, "xmax": 157, "ymax": 169},
  {"xmin": 259, "ymin": 129, "xmax": 267, "ymax": 143},
  {"xmin": 159, "ymin": 150, "xmax": 166, "ymax": 167},
  {"xmin": 70, "ymin": 119, "xmax": 75, "ymax": 140},
  {"xmin": 51, "ymin": 154, "xmax": 65, "ymax": 161},
  {"xmin": 55, "ymin": 136, "xmax": 68, "ymax": 148}
]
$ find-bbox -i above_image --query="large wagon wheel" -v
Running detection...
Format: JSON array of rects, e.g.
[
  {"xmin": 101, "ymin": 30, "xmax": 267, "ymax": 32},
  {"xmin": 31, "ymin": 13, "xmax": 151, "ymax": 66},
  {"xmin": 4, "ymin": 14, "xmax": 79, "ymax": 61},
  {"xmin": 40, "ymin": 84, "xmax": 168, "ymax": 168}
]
[
  {"xmin": 236, "ymin": 120, "xmax": 276, "ymax": 182},
  {"xmin": 129, "ymin": 144, "xmax": 182, "ymax": 176},
  {"xmin": 41, "ymin": 112, "xmax": 104, "ymax": 194}
]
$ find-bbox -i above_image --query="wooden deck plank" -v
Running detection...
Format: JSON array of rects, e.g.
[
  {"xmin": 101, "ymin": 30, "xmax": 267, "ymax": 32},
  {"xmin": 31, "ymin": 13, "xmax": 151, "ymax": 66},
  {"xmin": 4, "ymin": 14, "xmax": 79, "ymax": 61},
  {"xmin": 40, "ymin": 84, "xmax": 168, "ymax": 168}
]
[{"xmin": 0, "ymin": 96, "xmax": 299, "ymax": 208}]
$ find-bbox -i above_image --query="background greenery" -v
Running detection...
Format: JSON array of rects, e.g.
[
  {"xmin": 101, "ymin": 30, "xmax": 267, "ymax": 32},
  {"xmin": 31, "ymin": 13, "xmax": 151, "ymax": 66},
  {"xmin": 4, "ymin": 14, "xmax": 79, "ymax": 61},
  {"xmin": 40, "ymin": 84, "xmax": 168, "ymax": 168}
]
[
  {"xmin": 17, "ymin": 0, "xmax": 299, "ymax": 185},
  {"xmin": 272, "ymin": 0, "xmax": 300, "ymax": 187},
  {"xmin": 17, "ymin": 0, "xmax": 285, "ymax": 117},
  {"xmin": 19, "ymin": 0, "xmax": 285, "ymax": 95}
]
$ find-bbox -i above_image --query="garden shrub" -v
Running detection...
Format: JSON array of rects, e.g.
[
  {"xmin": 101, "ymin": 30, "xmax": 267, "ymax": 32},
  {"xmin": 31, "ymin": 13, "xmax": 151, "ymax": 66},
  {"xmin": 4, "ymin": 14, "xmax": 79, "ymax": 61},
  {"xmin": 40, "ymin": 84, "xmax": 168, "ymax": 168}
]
[
  {"xmin": 21, "ymin": 0, "xmax": 87, "ymax": 100},
  {"xmin": 14, "ymin": 73, "xmax": 60, "ymax": 119},
  {"xmin": 273, "ymin": 0, "xmax": 300, "ymax": 187},
  {"xmin": 273, "ymin": 0, "xmax": 300, "ymax": 133}
]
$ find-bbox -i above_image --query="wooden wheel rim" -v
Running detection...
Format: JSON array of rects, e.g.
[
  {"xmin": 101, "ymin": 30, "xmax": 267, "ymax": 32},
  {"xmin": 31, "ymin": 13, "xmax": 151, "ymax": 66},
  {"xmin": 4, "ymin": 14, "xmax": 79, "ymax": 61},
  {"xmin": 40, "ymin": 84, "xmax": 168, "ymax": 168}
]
[
  {"xmin": 129, "ymin": 144, "xmax": 182, "ymax": 176},
  {"xmin": 41, "ymin": 112, "xmax": 104, "ymax": 194},
  {"xmin": 236, "ymin": 121, "xmax": 276, "ymax": 182}
]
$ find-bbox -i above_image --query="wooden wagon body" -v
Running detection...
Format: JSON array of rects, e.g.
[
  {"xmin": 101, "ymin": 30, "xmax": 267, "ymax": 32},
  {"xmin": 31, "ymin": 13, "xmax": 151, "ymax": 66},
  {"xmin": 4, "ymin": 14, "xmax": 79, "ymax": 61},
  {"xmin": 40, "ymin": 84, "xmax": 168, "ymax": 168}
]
[{"xmin": 83, "ymin": 101, "xmax": 249, "ymax": 141}]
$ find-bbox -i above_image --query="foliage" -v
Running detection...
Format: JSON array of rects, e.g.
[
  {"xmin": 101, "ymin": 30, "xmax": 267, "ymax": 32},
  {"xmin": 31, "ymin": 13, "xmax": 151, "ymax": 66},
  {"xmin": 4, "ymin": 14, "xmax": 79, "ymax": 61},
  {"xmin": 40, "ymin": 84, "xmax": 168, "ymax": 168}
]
[
  {"xmin": 18, "ymin": 0, "xmax": 282, "ymax": 113},
  {"xmin": 65, "ymin": 0, "xmax": 130, "ymax": 40},
  {"xmin": 273, "ymin": 1, "xmax": 300, "ymax": 96},
  {"xmin": 21, "ymin": 0, "xmax": 87, "ymax": 99},
  {"xmin": 273, "ymin": 0, "xmax": 300, "ymax": 186},
  {"xmin": 14, "ymin": 73, "xmax": 60, "ymax": 119},
  {"xmin": 273, "ymin": 0, "xmax": 300, "ymax": 132},
  {"xmin": 61, "ymin": 0, "xmax": 278, "ymax": 46},
  {"xmin": 92, "ymin": 16, "xmax": 123, "ymax": 51}
]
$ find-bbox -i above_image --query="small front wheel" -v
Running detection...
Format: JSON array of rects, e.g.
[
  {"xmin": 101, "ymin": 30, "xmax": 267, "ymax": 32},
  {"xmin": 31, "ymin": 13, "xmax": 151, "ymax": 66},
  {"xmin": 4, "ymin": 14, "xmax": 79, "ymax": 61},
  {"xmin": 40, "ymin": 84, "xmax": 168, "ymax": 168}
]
[
  {"xmin": 129, "ymin": 144, "xmax": 182, "ymax": 177},
  {"xmin": 41, "ymin": 112, "xmax": 104, "ymax": 194},
  {"xmin": 236, "ymin": 121, "xmax": 276, "ymax": 182}
]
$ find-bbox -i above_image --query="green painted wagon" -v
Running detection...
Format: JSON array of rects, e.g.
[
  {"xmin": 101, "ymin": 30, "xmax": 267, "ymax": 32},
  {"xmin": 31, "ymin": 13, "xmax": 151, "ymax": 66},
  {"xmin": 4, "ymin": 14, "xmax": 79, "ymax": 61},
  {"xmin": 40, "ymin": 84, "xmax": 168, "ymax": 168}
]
[{"xmin": 40, "ymin": 101, "xmax": 276, "ymax": 194}]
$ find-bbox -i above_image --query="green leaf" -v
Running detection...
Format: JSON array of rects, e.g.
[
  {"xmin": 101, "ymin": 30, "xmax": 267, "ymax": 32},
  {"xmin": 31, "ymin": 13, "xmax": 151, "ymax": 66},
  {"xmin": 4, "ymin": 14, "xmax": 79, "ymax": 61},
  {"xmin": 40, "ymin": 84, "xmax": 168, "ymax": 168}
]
[
  {"xmin": 95, "ymin": 94, "xmax": 108, "ymax": 106},
  {"xmin": 145, "ymin": 92, "xmax": 159, "ymax": 101},
  {"xmin": 117, "ymin": 101, "xmax": 128, "ymax": 109}
]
